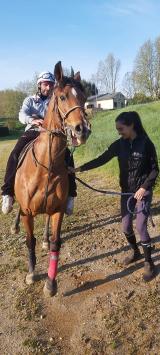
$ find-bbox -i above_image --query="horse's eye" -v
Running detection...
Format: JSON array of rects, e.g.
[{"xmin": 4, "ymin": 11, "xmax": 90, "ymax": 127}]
[{"xmin": 60, "ymin": 95, "xmax": 66, "ymax": 101}]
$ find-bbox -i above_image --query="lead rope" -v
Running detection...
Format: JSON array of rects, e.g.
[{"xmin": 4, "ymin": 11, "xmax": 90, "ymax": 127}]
[{"xmin": 70, "ymin": 149, "xmax": 155, "ymax": 222}]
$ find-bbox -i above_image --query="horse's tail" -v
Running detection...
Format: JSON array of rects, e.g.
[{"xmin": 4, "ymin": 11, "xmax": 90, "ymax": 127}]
[{"xmin": 10, "ymin": 208, "xmax": 21, "ymax": 235}]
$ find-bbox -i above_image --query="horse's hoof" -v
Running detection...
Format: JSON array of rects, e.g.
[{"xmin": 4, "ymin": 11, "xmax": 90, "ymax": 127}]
[
  {"xmin": 26, "ymin": 272, "xmax": 35, "ymax": 285},
  {"xmin": 42, "ymin": 241, "xmax": 49, "ymax": 251},
  {"xmin": 10, "ymin": 225, "xmax": 20, "ymax": 235},
  {"xmin": 43, "ymin": 279, "xmax": 57, "ymax": 297}
]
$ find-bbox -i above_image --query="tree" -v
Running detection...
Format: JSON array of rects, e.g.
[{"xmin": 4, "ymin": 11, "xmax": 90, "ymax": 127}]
[
  {"xmin": 122, "ymin": 71, "xmax": 137, "ymax": 98},
  {"xmin": 96, "ymin": 54, "xmax": 121, "ymax": 93},
  {"xmin": 133, "ymin": 40, "xmax": 155, "ymax": 97},
  {"xmin": 16, "ymin": 72, "xmax": 39, "ymax": 95},
  {"xmin": 154, "ymin": 36, "xmax": 160, "ymax": 98},
  {"xmin": 0, "ymin": 90, "xmax": 26, "ymax": 120},
  {"xmin": 81, "ymin": 80, "xmax": 98, "ymax": 97}
]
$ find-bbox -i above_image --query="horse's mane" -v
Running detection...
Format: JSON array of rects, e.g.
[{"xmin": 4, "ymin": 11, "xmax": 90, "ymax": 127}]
[{"xmin": 55, "ymin": 76, "xmax": 85, "ymax": 93}]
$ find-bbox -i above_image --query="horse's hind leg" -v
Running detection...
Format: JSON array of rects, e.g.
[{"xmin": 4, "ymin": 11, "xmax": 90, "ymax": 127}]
[
  {"xmin": 42, "ymin": 215, "xmax": 50, "ymax": 251},
  {"xmin": 21, "ymin": 215, "xmax": 36, "ymax": 285},
  {"xmin": 43, "ymin": 211, "xmax": 63, "ymax": 297},
  {"xmin": 10, "ymin": 208, "xmax": 21, "ymax": 234}
]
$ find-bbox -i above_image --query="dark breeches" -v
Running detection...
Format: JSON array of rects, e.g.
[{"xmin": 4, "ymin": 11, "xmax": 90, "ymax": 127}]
[
  {"xmin": 121, "ymin": 191, "xmax": 152, "ymax": 243},
  {"xmin": 1, "ymin": 130, "xmax": 39, "ymax": 196},
  {"xmin": 1, "ymin": 130, "xmax": 77, "ymax": 197}
]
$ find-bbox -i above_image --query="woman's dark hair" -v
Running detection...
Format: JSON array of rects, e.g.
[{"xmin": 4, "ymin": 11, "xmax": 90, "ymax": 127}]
[{"xmin": 115, "ymin": 111, "xmax": 147, "ymax": 136}]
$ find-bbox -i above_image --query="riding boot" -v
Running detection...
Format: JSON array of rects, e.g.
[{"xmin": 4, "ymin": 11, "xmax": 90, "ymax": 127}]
[
  {"xmin": 123, "ymin": 233, "xmax": 141, "ymax": 265},
  {"xmin": 142, "ymin": 243, "xmax": 155, "ymax": 282}
]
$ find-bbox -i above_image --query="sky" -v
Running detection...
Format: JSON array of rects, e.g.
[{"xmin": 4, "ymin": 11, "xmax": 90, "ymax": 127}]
[{"xmin": 0, "ymin": 0, "xmax": 160, "ymax": 90}]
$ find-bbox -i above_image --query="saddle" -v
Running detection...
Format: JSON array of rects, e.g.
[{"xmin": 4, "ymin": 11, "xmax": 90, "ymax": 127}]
[{"xmin": 17, "ymin": 138, "xmax": 38, "ymax": 170}]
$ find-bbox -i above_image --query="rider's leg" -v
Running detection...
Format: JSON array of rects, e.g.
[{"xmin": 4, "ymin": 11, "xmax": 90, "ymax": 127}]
[
  {"xmin": 121, "ymin": 195, "xmax": 141, "ymax": 265},
  {"xmin": 1, "ymin": 130, "xmax": 39, "ymax": 214},
  {"xmin": 65, "ymin": 148, "xmax": 77, "ymax": 215}
]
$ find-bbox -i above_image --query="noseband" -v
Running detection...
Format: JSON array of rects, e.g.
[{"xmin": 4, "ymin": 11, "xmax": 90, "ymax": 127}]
[{"xmin": 57, "ymin": 104, "xmax": 82, "ymax": 120}]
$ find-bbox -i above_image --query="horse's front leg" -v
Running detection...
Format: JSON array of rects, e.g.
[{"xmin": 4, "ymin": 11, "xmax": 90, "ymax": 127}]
[
  {"xmin": 21, "ymin": 215, "xmax": 36, "ymax": 285},
  {"xmin": 42, "ymin": 215, "xmax": 50, "ymax": 251},
  {"xmin": 43, "ymin": 211, "xmax": 64, "ymax": 297}
]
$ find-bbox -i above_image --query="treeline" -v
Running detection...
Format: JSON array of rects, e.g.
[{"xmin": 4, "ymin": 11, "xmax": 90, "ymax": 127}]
[
  {"xmin": 0, "ymin": 73, "xmax": 98, "ymax": 122},
  {"xmin": 0, "ymin": 90, "xmax": 26, "ymax": 124}
]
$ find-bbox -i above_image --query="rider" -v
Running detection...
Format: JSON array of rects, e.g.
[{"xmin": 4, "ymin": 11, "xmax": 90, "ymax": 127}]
[
  {"xmin": 69, "ymin": 111, "xmax": 159, "ymax": 282},
  {"xmin": 1, "ymin": 71, "xmax": 76, "ymax": 215}
]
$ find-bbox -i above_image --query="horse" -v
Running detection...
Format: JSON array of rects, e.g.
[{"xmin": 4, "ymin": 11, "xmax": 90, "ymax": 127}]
[{"xmin": 13, "ymin": 61, "xmax": 91, "ymax": 296}]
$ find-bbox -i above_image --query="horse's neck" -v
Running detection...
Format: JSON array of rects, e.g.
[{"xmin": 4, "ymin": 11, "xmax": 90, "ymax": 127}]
[
  {"xmin": 34, "ymin": 104, "xmax": 66, "ymax": 167},
  {"xmin": 43, "ymin": 95, "xmax": 61, "ymax": 132}
]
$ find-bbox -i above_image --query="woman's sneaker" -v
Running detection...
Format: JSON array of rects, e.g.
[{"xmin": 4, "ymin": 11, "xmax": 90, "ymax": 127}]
[
  {"xmin": 65, "ymin": 196, "xmax": 74, "ymax": 216},
  {"xmin": 2, "ymin": 195, "xmax": 14, "ymax": 214}
]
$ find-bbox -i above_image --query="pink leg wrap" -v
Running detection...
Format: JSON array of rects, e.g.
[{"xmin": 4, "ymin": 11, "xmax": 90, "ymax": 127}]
[{"xmin": 48, "ymin": 251, "xmax": 59, "ymax": 280}]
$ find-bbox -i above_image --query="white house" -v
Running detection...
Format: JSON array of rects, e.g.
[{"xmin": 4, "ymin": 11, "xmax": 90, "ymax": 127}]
[{"xmin": 85, "ymin": 92, "xmax": 127, "ymax": 110}]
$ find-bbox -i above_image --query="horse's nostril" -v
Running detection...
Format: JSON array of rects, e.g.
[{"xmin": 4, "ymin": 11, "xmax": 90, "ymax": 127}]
[{"xmin": 75, "ymin": 124, "xmax": 82, "ymax": 133}]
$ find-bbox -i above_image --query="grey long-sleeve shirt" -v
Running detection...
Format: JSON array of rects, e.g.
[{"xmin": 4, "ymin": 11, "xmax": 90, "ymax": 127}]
[{"xmin": 19, "ymin": 94, "xmax": 50, "ymax": 131}]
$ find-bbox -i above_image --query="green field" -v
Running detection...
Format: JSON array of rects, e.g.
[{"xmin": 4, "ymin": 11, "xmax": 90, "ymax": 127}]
[{"xmin": 74, "ymin": 101, "xmax": 160, "ymax": 193}]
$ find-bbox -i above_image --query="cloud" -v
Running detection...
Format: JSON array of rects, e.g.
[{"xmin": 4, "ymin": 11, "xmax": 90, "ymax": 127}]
[{"xmin": 98, "ymin": 0, "xmax": 157, "ymax": 17}]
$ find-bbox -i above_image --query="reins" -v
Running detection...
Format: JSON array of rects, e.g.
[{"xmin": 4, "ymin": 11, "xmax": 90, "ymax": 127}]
[{"xmin": 31, "ymin": 102, "xmax": 84, "ymax": 212}]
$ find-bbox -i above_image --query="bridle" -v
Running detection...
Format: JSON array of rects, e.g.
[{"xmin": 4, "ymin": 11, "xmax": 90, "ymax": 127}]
[
  {"xmin": 57, "ymin": 104, "xmax": 83, "ymax": 120},
  {"xmin": 31, "ymin": 86, "xmax": 88, "ymax": 211}
]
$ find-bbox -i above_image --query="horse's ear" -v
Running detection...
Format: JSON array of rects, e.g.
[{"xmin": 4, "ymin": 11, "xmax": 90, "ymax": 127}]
[
  {"xmin": 54, "ymin": 61, "xmax": 63, "ymax": 82},
  {"xmin": 74, "ymin": 71, "xmax": 81, "ymax": 81}
]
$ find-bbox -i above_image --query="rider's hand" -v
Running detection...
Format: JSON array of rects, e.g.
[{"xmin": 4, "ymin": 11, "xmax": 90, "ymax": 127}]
[
  {"xmin": 31, "ymin": 118, "xmax": 44, "ymax": 126},
  {"xmin": 134, "ymin": 187, "xmax": 146, "ymax": 201}
]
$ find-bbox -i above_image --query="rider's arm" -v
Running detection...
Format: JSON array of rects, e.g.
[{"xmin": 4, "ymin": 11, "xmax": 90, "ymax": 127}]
[
  {"xmin": 19, "ymin": 97, "xmax": 38, "ymax": 125},
  {"xmin": 141, "ymin": 139, "xmax": 159, "ymax": 190},
  {"xmin": 79, "ymin": 140, "xmax": 119, "ymax": 172}
]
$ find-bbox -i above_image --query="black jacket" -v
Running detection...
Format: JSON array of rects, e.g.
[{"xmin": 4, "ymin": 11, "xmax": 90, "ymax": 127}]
[{"xmin": 80, "ymin": 135, "xmax": 159, "ymax": 192}]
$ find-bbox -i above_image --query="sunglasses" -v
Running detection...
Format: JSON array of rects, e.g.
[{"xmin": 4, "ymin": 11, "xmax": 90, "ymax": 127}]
[{"xmin": 39, "ymin": 73, "xmax": 55, "ymax": 80}]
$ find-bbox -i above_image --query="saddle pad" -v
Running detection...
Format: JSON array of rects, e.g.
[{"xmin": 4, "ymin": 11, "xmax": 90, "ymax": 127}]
[{"xmin": 17, "ymin": 138, "xmax": 38, "ymax": 170}]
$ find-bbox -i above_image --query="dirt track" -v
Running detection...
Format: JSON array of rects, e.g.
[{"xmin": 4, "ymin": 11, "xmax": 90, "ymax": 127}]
[{"xmin": 0, "ymin": 174, "xmax": 160, "ymax": 355}]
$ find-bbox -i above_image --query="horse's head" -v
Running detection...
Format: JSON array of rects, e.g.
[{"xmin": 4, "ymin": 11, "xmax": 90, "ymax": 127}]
[{"xmin": 53, "ymin": 61, "xmax": 91, "ymax": 146}]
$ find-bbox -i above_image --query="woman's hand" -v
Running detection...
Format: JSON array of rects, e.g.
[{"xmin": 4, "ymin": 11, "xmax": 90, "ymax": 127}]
[
  {"xmin": 68, "ymin": 167, "xmax": 81, "ymax": 174},
  {"xmin": 134, "ymin": 187, "xmax": 146, "ymax": 201}
]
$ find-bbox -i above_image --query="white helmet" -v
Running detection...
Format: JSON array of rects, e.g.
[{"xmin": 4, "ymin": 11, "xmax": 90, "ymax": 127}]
[{"xmin": 37, "ymin": 71, "xmax": 55, "ymax": 85}]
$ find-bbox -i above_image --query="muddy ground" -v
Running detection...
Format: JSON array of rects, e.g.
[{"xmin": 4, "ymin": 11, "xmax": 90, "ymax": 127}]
[{"xmin": 0, "ymin": 173, "xmax": 160, "ymax": 355}]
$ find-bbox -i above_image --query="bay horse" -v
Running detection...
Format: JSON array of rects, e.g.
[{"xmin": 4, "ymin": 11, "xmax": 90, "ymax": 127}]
[{"xmin": 13, "ymin": 61, "xmax": 90, "ymax": 296}]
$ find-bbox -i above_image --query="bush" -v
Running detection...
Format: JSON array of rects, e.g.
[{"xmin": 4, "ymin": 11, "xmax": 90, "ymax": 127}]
[
  {"xmin": 0, "ymin": 126, "xmax": 9, "ymax": 137},
  {"xmin": 130, "ymin": 93, "xmax": 154, "ymax": 105},
  {"xmin": 7, "ymin": 119, "xmax": 17, "ymax": 130}
]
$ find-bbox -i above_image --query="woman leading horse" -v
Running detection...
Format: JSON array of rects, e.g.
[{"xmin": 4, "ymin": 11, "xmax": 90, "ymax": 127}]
[{"xmin": 69, "ymin": 111, "xmax": 159, "ymax": 282}]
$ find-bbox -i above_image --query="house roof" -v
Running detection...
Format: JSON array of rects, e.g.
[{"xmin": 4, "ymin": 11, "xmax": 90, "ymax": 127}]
[{"xmin": 86, "ymin": 92, "xmax": 125, "ymax": 102}]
